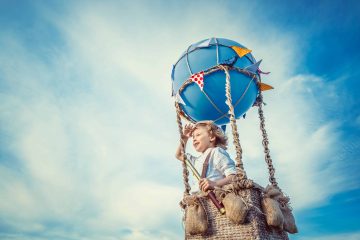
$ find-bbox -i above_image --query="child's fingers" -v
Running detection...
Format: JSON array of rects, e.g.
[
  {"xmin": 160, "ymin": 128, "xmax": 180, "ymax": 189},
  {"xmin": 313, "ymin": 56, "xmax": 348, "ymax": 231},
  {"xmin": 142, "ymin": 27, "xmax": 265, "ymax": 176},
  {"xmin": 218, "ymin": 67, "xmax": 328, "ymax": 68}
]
[
  {"xmin": 183, "ymin": 124, "xmax": 194, "ymax": 137},
  {"xmin": 199, "ymin": 179, "xmax": 209, "ymax": 192},
  {"xmin": 199, "ymin": 179, "xmax": 204, "ymax": 188},
  {"xmin": 202, "ymin": 184, "xmax": 209, "ymax": 192}
]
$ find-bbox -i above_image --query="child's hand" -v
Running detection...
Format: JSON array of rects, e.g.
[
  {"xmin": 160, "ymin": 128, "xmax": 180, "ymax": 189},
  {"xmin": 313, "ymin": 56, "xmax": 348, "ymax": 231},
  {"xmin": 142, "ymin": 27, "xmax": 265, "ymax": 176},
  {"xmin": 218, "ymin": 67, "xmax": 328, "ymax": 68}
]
[
  {"xmin": 199, "ymin": 178, "xmax": 216, "ymax": 192},
  {"xmin": 183, "ymin": 124, "xmax": 194, "ymax": 139}
]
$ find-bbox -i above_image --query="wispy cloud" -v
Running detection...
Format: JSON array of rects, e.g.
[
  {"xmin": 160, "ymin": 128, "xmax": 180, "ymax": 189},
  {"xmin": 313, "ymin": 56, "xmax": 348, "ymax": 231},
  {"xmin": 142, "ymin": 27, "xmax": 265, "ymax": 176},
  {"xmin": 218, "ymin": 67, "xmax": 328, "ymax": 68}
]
[{"xmin": 0, "ymin": 1, "xmax": 356, "ymax": 239}]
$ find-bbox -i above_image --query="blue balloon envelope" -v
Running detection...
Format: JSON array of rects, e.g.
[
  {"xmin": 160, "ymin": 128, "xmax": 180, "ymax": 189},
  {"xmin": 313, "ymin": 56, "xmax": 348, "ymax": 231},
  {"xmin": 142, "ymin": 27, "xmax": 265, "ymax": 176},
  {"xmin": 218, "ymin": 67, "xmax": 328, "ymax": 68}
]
[{"xmin": 172, "ymin": 38, "xmax": 260, "ymax": 125}]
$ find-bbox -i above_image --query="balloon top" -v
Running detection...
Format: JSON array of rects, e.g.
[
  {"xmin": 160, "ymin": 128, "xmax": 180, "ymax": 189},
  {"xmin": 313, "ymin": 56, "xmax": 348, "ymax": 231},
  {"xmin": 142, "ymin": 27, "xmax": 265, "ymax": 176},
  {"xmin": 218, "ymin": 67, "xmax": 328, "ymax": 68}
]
[{"xmin": 171, "ymin": 37, "xmax": 265, "ymax": 125}]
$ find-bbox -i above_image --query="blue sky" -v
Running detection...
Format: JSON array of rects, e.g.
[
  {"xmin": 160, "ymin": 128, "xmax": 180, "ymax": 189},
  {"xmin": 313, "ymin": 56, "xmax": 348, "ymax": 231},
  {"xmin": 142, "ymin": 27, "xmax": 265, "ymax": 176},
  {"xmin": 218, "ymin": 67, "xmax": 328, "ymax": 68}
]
[{"xmin": 0, "ymin": 0, "xmax": 359, "ymax": 239}]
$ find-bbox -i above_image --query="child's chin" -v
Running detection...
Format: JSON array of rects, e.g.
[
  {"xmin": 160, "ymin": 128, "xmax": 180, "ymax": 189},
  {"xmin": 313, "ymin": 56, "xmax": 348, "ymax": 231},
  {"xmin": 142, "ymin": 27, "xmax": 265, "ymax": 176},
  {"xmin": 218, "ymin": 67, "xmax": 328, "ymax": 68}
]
[
  {"xmin": 197, "ymin": 148, "xmax": 207, "ymax": 153},
  {"xmin": 194, "ymin": 147, "xmax": 202, "ymax": 152}
]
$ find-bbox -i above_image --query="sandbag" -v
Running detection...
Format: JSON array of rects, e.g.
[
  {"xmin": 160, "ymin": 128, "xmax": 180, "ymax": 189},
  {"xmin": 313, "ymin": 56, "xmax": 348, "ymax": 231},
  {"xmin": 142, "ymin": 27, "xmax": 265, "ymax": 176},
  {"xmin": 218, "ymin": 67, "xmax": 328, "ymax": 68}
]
[
  {"xmin": 262, "ymin": 185, "xmax": 298, "ymax": 233},
  {"xmin": 277, "ymin": 196, "xmax": 298, "ymax": 234},
  {"xmin": 262, "ymin": 197, "xmax": 284, "ymax": 229},
  {"xmin": 222, "ymin": 192, "xmax": 249, "ymax": 224},
  {"xmin": 182, "ymin": 195, "xmax": 208, "ymax": 235}
]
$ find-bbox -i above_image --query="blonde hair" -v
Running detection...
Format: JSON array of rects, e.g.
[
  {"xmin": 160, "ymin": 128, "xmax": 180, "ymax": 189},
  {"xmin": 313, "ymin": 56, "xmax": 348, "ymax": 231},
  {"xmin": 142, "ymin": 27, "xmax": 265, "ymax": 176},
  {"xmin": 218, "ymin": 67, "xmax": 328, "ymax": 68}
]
[{"xmin": 194, "ymin": 121, "xmax": 228, "ymax": 150}]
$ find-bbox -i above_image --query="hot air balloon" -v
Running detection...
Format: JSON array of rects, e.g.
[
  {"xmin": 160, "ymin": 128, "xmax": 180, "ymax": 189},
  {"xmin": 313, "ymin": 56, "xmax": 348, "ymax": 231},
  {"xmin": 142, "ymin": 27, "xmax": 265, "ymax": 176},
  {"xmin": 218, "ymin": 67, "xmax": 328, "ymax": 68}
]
[
  {"xmin": 172, "ymin": 38, "xmax": 297, "ymax": 239},
  {"xmin": 171, "ymin": 37, "xmax": 272, "ymax": 125}
]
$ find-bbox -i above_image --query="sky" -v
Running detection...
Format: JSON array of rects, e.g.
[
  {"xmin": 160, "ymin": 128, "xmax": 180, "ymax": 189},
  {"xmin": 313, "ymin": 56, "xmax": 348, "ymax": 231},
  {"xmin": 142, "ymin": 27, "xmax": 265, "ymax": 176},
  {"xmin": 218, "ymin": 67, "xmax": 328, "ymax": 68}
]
[{"xmin": 0, "ymin": 0, "xmax": 359, "ymax": 239}]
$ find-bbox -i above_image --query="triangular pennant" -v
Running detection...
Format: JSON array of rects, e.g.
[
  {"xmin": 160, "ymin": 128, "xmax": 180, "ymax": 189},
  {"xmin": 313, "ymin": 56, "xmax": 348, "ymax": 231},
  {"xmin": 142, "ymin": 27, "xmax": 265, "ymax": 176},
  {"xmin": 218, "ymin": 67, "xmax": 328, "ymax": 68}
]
[
  {"xmin": 219, "ymin": 56, "xmax": 237, "ymax": 66},
  {"xmin": 197, "ymin": 38, "xmax": 212, "ymax": 48},
  {"xmin": 175, "ymin": 92, "xmax": 186, "ymax": 105},
  {"xmin": 245, "ymin": 60, "xmax": 262, "ymax": 73},
  {"xmin": 189, "ymin": 71, "xmax": 205, "ymax": 91},
  {"xmin": 231, "ymin": 46, "xmax": 252, "ymax": 58},
  {"xmin": 260, "ymin": 82, "xmax": 274, "ymax": 91}
]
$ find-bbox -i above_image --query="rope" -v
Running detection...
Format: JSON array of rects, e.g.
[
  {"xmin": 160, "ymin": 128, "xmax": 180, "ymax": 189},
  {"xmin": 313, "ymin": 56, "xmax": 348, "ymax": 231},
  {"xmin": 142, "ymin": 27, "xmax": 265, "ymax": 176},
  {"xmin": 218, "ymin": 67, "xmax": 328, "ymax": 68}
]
[
  {"xmin": 175, "ymin": 102, "xmax": 192, "ymax": 196},
  {"xmin": 220, "ymin": 65, "xmax": 247, "ymax": 180},
  {"xmin": 257, "ymin": 92, "xmax": 278, "ymax": 187}
]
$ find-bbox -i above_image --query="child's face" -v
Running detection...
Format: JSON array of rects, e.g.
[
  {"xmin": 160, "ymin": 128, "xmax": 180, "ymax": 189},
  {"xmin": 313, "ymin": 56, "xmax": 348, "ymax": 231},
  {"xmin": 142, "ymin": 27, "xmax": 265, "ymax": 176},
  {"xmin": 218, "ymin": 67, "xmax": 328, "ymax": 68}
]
[{"xmin": 192, "ymin": 126, "xmax": 215, "ymax": 153}]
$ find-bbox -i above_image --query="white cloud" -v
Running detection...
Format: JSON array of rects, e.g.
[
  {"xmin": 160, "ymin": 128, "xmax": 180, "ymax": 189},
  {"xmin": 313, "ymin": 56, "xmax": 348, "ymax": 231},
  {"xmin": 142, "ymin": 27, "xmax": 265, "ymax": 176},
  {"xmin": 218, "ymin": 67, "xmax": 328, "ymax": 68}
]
[{"xmin": 0, "ymin": 1, "xmax": 352, "ymax": 239}]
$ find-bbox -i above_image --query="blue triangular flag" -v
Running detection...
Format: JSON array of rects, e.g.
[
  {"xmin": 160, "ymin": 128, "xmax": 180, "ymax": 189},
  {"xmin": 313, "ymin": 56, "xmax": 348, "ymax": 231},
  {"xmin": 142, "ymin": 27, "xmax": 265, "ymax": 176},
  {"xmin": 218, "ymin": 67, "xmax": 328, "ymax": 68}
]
[
  {"xmin": 245, "ymin": 60, "xmax": 262, "ymax": 73},
  {"xmin": 197, "ymin": 38, "xmax": 212, "ymax": 48}
]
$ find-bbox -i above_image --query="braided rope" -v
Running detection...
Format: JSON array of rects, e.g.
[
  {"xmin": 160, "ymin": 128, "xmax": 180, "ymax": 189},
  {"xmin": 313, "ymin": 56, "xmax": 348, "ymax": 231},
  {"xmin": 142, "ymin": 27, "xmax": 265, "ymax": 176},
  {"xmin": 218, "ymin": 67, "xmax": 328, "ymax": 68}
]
[
  {"xmin": 220, "ymin": 65, "xmax": 247, "ymax": 180},
  {"xmin": 175, "ymin": 102, "xmax": 192, "ymax": 195},
  {"xmin": 257, "ymin": 93, "xmax": 278, "ymax": 187}
]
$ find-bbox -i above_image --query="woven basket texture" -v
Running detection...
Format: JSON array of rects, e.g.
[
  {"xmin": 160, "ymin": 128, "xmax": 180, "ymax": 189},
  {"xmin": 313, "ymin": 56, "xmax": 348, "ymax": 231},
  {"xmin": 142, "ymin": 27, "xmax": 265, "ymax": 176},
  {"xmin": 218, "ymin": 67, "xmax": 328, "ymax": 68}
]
[{"xmin": 186, "ymin": 188, "xmax": 289, "ymax": 240}]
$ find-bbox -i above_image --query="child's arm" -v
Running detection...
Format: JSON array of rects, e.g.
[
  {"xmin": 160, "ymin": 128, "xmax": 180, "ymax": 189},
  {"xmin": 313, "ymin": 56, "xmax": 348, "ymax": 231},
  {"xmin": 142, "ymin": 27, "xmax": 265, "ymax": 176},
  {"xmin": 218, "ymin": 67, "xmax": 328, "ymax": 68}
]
[
  {"xmin": 175, "ymin": 138, "xmax": 188, "ymax": 160},
  {"xmin": 199, "ymin": 174, "xmax": 235, "ymax": 192},
  {"xmin": 175, "ymin": 124, "xmax": 194, "ymax": 161}
]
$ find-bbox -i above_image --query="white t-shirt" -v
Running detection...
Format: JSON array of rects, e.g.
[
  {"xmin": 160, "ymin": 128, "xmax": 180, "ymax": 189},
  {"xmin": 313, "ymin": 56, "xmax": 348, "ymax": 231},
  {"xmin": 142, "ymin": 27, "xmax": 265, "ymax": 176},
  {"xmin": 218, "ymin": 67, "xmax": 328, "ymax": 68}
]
[{"xmin": 186, "ymin": 147, "xmax": 237, "ymax": 193}]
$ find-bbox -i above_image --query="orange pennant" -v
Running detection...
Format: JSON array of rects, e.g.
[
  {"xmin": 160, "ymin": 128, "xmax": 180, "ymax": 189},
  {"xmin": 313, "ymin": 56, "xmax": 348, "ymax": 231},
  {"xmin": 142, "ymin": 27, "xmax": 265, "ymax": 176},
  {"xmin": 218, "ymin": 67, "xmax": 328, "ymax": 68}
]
[
  {"xmin": 231, "ymin": 46, "xmax": 252, "ymax": 58},
  {"xmin": 260, "ymin": 83, "xmax": 274, "ymax": 91}
]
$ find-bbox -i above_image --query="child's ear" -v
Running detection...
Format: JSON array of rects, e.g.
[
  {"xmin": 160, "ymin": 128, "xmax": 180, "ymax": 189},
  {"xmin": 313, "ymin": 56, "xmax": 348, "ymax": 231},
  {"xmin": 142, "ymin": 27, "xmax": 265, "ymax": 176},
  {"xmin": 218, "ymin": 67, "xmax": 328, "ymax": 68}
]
[{"xmin": 210, "ymin": 135, "xmax": 216, "ymax": 142}]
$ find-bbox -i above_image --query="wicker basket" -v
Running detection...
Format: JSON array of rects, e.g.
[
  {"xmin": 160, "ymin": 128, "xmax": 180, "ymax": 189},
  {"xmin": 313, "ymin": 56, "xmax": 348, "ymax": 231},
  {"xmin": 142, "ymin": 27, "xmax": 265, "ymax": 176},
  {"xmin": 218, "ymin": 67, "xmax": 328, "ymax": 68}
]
[{"xmin": 186, "ymin": 188, "xmax": 288, "ymax": 240}]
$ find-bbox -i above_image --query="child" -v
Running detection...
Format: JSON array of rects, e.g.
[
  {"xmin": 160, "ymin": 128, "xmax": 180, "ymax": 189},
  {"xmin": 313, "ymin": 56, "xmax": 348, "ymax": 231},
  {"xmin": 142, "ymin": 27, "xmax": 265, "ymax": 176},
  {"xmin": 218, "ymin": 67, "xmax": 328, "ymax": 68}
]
[{"xmin": 175, "ymin": 121, "xmax": 237, "ymax": 193}]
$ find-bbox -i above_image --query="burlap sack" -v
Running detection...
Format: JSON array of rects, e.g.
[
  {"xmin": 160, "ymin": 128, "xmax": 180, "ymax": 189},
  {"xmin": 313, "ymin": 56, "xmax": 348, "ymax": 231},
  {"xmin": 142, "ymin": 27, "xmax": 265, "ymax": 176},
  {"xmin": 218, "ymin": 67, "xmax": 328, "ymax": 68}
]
[
  {"xmin": 262, "ymin": 197, "xmax": 284, "ymax": 229},
  {"xmin": 262, "ymin": 185, "xmax": 284, "ymax": 229},
  {"xmin": 262, "ymin": 185, "xmax": 298, "ymax": 233},
  {"xmin": 182, "ymin": 195, "xmax": 208, "ymax": 235},
  {"xmin": 278, "ymin": 196, "xmax": 298, "ymax": 234},
  {"xmin": 222, "ymin": 192, "xmax": 249, "ymax": 224}
]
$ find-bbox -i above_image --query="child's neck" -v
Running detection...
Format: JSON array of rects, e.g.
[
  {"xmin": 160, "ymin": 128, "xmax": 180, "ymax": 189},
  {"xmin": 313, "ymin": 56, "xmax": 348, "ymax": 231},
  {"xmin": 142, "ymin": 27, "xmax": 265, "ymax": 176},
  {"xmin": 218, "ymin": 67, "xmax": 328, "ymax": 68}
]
[{"xmin": 202, "ymin": 145, "xmax": 215, "ymax": 153}]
